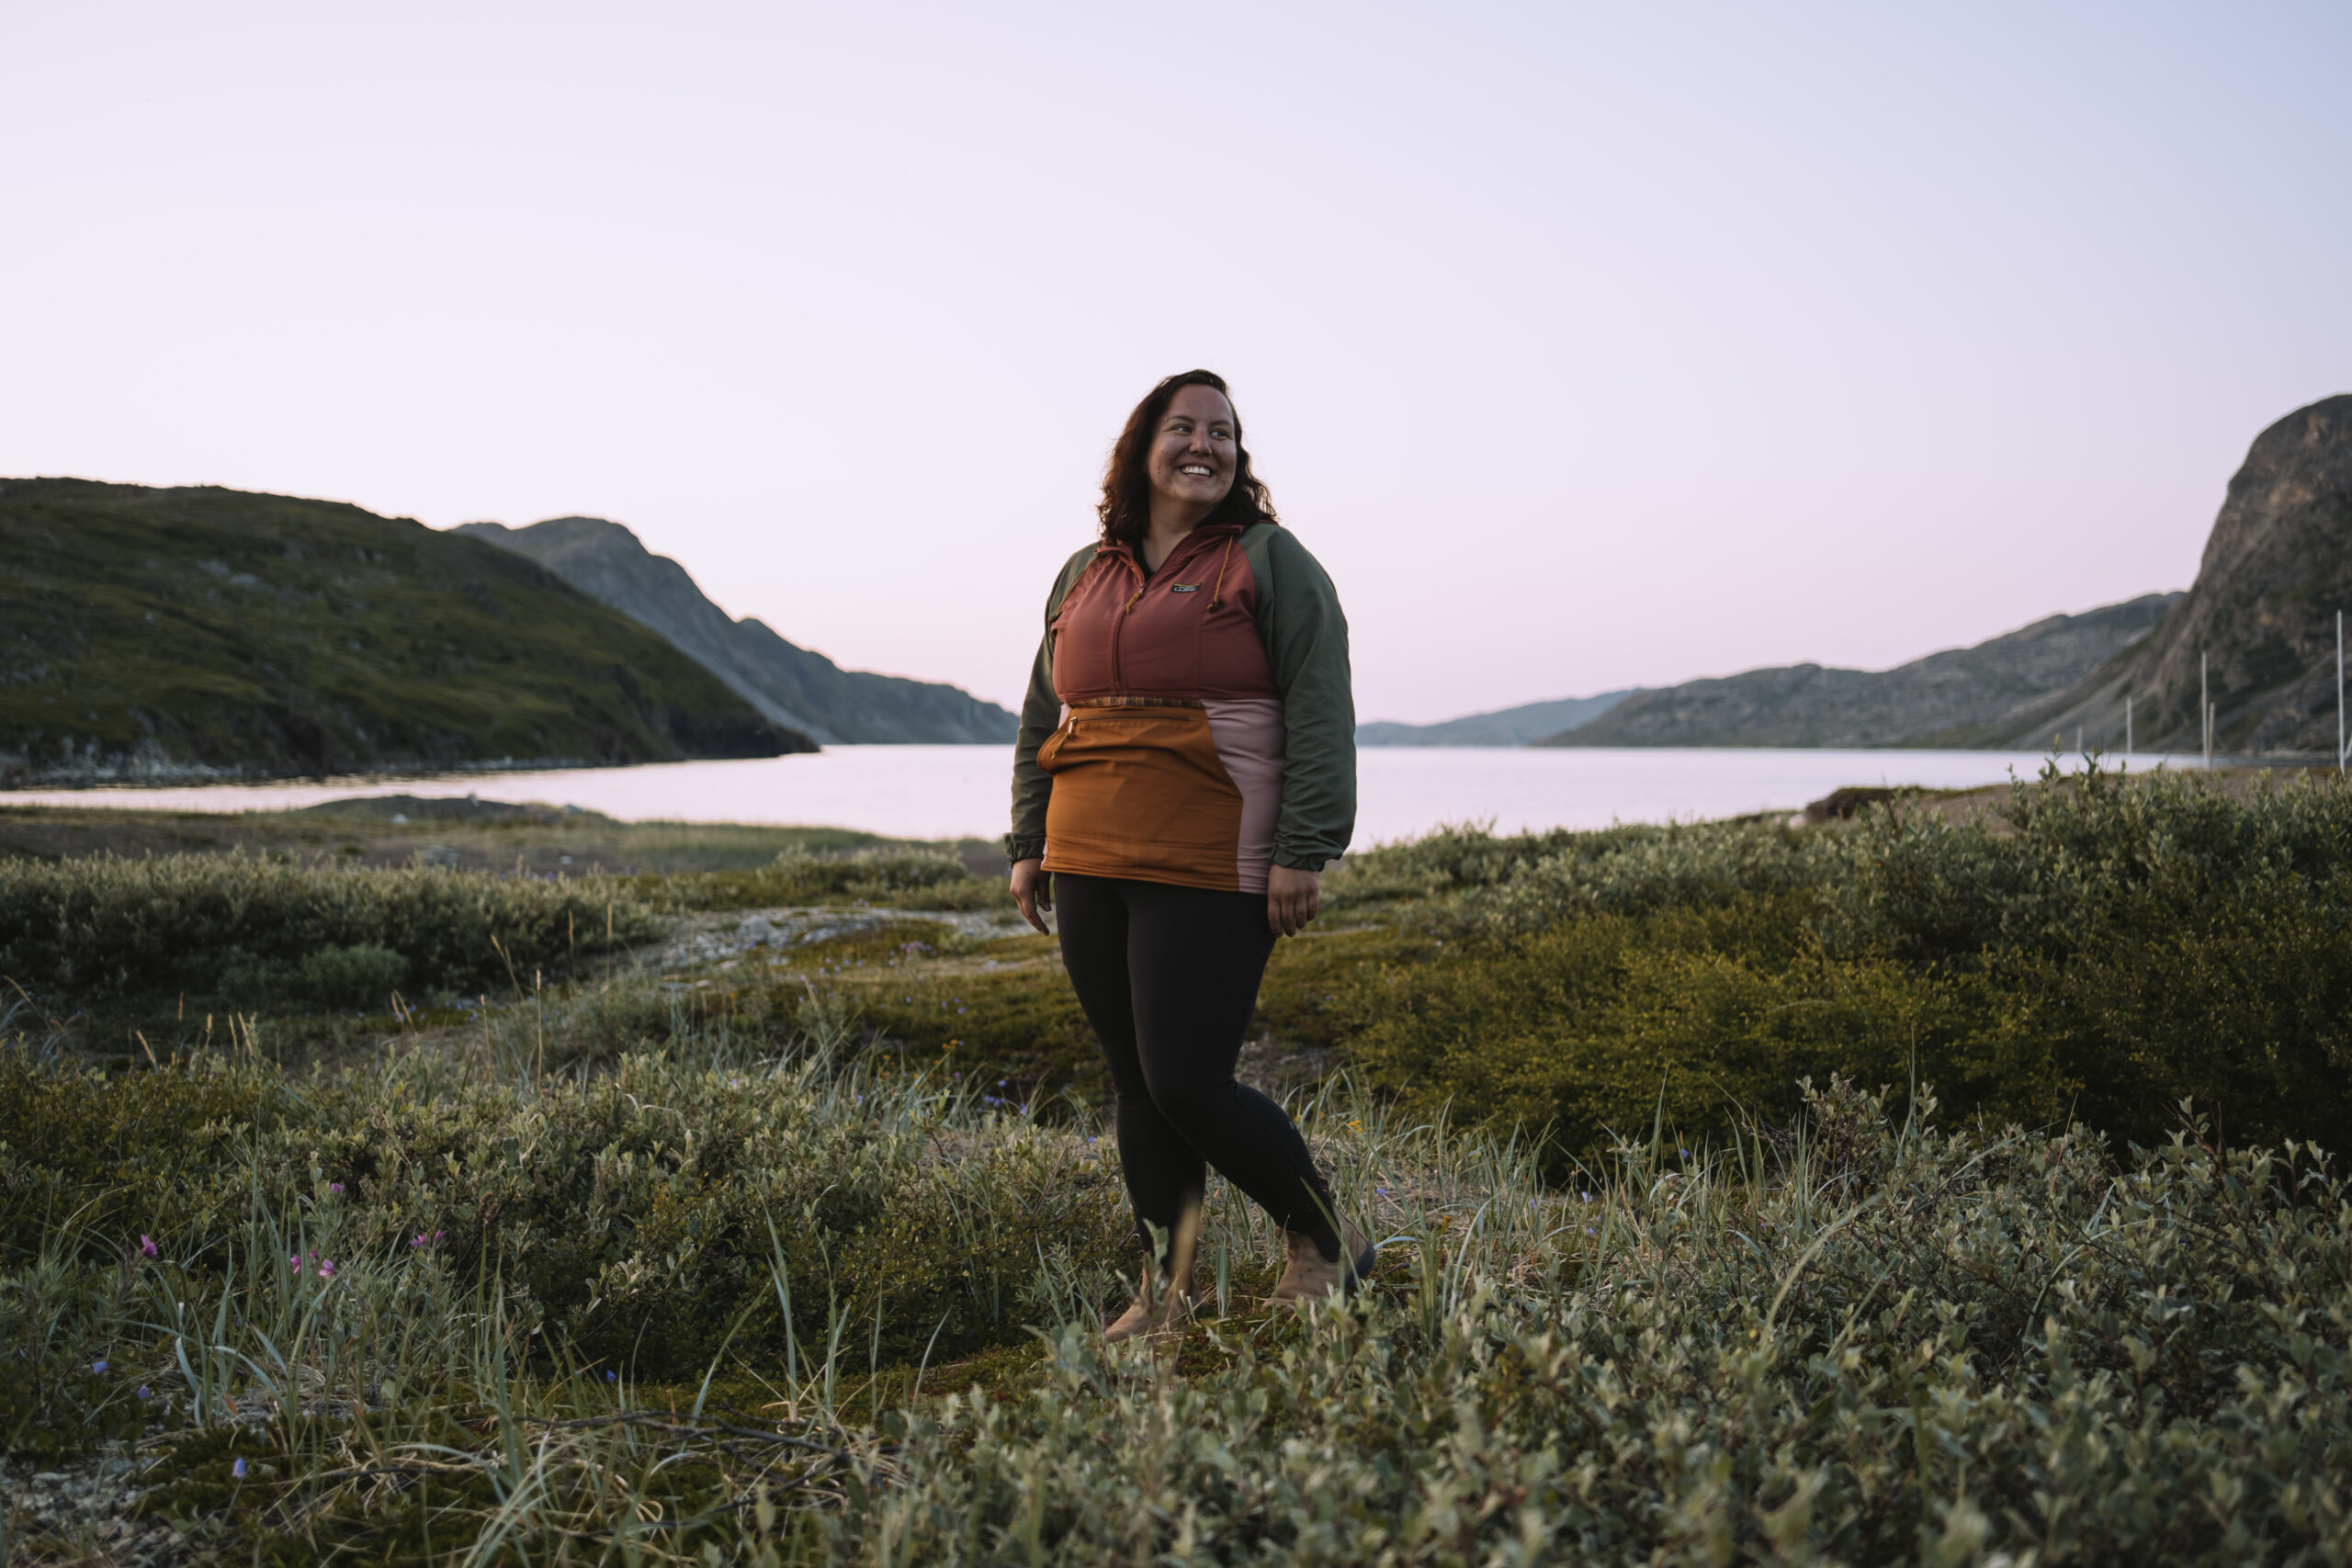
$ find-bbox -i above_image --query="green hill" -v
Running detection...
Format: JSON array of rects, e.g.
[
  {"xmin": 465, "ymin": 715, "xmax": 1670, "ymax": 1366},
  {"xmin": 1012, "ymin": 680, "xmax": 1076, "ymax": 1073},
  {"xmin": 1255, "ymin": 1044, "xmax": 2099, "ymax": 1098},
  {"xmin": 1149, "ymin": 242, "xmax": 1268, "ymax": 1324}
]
[{"xmin": 0, "ymin": 479, "xmax": 815, "ymax": 784}]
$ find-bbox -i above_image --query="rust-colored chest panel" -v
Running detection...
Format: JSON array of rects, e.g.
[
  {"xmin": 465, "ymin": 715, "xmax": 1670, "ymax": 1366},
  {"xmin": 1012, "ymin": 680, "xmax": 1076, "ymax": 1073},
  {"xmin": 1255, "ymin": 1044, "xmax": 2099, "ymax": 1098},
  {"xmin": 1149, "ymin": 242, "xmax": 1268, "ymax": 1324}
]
[{"xmin": 1048, "ymin": 526, "xmax": 1276, "ymax": 703}]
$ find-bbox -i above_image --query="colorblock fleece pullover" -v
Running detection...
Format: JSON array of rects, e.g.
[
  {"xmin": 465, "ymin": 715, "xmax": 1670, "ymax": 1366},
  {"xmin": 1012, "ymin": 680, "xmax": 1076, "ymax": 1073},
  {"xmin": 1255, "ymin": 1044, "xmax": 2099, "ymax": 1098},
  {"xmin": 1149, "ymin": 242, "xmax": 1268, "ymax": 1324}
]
[{"xmin": 1009, "ymin": 522, "xmax": 1355, "ymax": 894}]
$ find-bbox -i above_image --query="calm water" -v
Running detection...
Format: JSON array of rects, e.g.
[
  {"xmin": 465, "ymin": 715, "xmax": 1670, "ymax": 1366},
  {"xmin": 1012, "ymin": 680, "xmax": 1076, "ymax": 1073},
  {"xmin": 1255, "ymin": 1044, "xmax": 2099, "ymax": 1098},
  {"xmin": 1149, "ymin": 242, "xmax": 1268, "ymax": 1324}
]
[{"xmin": 4, "ymin": 747, "xmax": 2188, "ymax": 846}]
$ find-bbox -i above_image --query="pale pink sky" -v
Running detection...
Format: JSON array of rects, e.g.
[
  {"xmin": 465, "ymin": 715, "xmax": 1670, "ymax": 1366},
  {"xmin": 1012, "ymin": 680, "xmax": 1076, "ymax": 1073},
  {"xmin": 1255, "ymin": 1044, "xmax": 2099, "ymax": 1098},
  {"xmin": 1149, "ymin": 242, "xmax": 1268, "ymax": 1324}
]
[{"xmin": 5, "ymin": 3, "xmax": 2347, "ymax": 723}]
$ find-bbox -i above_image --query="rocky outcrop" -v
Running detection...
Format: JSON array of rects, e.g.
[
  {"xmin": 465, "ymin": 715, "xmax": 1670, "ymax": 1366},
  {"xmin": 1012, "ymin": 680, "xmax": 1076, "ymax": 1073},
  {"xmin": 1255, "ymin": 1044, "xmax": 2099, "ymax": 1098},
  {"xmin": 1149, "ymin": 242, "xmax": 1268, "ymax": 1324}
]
[
  {"xmin": 1541, "ymin": 594, "xmax": 2180, "ymax": 749},
  {"xmin": 1973, "ymin": 394, "xmax": 2352, "ymax": 755},
  {"xmin": 458, "ymin": 519, "xmax": 1017, "ymax": 745}
]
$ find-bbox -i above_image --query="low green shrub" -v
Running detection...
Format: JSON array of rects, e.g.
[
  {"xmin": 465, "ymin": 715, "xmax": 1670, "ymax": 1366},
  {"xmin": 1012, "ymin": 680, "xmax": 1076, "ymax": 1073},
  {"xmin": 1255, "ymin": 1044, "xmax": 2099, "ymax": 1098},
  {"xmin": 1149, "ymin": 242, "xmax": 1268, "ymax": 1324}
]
[
  {"xmin": 0, "ymin": 1242, "xmax": 155, "ymax": 1458},
  {"xmin": 1342, "ymin": 896, "xmax": 1993, "ymax": 1154},
  {"xmin": 217, "ymin": 941, "xmax": 411, "ymax": 1009},
  {"xmin": 0, "ymin": 851, "xmax": 661, "ymax": 1013},
  {"xmin": 0, "ymin": 1023, "xmax": 1131, "ymax": 1382},
  {"xmin": 1477, "ymin": 820, "xmax": 1833, "ymax": 932},
  {"xmin": 11, "ymin": 994, "xmax": 2352, "ymax": 1564},
  {"xmin": 1324, "ymin": 822, "xmax": 1587, "ymax": 907},
  {"xmin": 1818, "ymin": 761, "xmax": 2352, "ymax": 964},
  {"xmin": 0, "ymin": 1045, "xmax": 297, "ymax": 1256},
  {"xmin": 863, "ymin": 1081, "xmax": 2352, "ymax": 1565},
  {"xmin": 643, "ymin": 846, "xmax": 1012, "ymax": 913},
  {"xmin": 1346, "ymin": 764, "xmax": 2352, "ymax": 1158}
]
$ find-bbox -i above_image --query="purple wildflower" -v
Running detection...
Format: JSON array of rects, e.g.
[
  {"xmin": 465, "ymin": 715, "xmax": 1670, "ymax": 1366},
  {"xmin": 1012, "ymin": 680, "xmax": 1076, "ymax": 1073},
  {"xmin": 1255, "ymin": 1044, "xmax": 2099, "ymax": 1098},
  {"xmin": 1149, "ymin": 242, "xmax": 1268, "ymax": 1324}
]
[
  {"xmin": 232, "ymin": 1458, "xmax": 247, "ymax": 1480},
  {"xmin": 139, "ymin": 1235, "xmax": 159, "ymax": 1260},
  {"xmin": 93, "ymin": 1359, "xmax": 107, "ymax": 1373},
  {"xmin": 328, "ymin": 1182, "xmax": 345, "ymax": 1196},
  {"xmin": 317, "ymin": 1260, "xmax": 336, "ymax": 1280}
]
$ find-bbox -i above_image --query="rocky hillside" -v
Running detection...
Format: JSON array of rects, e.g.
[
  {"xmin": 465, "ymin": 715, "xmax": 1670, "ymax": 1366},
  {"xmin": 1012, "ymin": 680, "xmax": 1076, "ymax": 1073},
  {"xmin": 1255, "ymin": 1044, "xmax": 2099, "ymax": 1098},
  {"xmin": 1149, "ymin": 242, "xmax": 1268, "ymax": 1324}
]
[
  {"xmin": 0, "ymin": 480, "xmax": 813, "ymax": 785},
  {"xmin": 1972, "ymin": 394, "xmax": 2352, "ymax": 755},
  {"xmin": 1359, "ymin": 690, "xmax": 1636, "ymax": 746},
  {"xmin": 1542, "ymin": 593, "xmax": 2180, "ymax": 749},
  {"xmin": 457, "ymin": 519, "xmax": 1017, "ymax": 745}
]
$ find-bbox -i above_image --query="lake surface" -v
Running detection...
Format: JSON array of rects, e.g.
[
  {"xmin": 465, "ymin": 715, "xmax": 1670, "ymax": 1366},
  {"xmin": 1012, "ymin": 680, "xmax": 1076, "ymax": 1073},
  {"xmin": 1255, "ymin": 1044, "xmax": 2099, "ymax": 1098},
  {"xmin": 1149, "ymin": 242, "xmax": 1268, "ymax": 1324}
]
[{"xmin": 4, "ymin": 747, "xmax": 2191, "ymax": 846}]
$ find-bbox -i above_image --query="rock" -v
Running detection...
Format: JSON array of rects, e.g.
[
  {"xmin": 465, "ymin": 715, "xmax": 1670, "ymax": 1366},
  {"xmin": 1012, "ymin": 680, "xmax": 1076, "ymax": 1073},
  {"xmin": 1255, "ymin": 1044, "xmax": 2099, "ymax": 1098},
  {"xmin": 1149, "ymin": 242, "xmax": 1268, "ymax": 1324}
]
[{"xmin": 1983, "ymin": 393, "xmax": 2352, "ymax": 755}]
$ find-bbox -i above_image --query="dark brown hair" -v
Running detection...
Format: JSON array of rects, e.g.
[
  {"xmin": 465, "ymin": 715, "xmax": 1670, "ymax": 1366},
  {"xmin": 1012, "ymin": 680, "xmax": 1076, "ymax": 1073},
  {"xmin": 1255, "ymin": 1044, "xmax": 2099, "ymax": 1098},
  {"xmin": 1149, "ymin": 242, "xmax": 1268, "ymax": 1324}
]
[{"xmin": 1097, "ymin": 369, "xmax": 1279, "ymax": 547}]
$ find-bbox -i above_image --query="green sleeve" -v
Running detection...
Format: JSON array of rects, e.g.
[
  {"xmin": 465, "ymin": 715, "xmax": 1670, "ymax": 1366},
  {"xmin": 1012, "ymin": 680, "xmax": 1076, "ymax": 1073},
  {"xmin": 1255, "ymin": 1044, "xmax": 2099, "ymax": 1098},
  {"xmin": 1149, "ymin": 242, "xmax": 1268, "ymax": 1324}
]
[
  {"xmin": 1007, "ymin": 545, "xmax": 1097, "ymax": 863},
  {"xmin": 1247, "ymin": 527, "xmax": 1357, "ymax": 871}
]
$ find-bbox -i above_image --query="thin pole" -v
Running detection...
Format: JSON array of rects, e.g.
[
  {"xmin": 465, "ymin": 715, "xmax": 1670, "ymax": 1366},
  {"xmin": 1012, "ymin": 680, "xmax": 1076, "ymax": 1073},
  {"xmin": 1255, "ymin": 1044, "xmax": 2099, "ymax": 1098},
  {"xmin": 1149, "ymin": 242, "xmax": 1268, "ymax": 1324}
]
[
  {"xmin": 2337, "ymin": 610, "xmax": 2344, "ymax": 775},
  {"xmin": 2202, "ymin": 653, "xmax": 2211, "ymax": 770}
]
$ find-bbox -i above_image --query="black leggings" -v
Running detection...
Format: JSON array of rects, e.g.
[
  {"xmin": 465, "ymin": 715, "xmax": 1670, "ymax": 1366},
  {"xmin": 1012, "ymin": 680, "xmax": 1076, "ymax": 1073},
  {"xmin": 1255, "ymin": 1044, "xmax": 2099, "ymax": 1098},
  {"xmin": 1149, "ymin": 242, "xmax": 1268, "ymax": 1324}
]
[{"xmin": 1054, "ymin": 873, "xmax": 1342, "ymax": 1265}]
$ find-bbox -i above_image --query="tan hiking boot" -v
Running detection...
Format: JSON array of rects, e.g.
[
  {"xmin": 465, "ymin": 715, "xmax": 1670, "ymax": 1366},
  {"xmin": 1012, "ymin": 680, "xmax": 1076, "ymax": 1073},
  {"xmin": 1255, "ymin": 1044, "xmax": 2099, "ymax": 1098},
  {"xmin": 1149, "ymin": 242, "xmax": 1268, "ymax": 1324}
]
[
  {"xmin": 1270, "ymin": 1222, "xmax": 1377, "ymax": 1308},
  {"xmin": 1102, "ymin": 1287, "xmax": 1199, "ymax": 1343}
]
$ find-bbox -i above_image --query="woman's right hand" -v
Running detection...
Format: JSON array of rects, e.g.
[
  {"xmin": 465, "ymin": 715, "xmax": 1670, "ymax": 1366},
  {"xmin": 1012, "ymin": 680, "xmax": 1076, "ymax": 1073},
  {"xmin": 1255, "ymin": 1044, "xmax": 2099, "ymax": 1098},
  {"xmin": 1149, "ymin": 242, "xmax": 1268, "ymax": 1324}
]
[{"xmin": 1010, "ymin": 858, "xmax": 1052, "ymax": 934}]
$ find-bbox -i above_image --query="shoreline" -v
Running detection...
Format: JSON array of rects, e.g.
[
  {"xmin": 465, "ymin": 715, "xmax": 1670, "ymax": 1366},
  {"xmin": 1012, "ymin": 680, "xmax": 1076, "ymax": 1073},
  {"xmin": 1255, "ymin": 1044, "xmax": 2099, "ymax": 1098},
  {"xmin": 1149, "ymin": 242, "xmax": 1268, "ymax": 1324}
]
[{"xmin": 9, "ymin": 742, "xmax": 2316, "ymax": 801}]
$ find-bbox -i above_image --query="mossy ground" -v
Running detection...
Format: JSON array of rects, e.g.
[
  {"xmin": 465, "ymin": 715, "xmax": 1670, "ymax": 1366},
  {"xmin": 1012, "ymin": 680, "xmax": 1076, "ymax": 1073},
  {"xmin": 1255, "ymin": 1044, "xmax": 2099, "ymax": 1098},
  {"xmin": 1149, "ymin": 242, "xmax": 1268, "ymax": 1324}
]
[
  {"xmin": 8, "ymin": 764, "xmax": 2352, "ymax": 1562},
  {"xmin": 0, "ymin": 796, "xmax": 995, "ymax": 877}
]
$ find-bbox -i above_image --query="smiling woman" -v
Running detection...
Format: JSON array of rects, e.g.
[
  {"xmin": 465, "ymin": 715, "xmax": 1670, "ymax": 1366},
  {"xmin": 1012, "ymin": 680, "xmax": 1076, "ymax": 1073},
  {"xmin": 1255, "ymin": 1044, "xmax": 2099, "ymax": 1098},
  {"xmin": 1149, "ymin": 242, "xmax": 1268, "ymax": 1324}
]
[{"xmin": 1006, "ymin": 369, "xmax": 1373, "ymax": 1342}]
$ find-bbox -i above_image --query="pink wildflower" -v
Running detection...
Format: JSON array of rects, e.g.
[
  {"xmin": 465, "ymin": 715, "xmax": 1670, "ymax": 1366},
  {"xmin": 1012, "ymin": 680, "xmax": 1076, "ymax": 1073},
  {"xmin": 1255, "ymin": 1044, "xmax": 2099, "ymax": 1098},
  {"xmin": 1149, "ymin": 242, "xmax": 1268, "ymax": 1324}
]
[{"xmin": 138, "ymin": 1235, "xmax": 159, "ymax": 1260}]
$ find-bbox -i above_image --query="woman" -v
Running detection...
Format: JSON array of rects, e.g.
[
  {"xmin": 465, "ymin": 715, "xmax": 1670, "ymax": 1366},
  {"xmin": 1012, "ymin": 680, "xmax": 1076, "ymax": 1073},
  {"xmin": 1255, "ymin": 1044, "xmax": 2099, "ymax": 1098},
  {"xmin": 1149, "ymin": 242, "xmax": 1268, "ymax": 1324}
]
[{"xmin": 1008, "ymin": 368, "xmax": 1373, "ymax": 1340}]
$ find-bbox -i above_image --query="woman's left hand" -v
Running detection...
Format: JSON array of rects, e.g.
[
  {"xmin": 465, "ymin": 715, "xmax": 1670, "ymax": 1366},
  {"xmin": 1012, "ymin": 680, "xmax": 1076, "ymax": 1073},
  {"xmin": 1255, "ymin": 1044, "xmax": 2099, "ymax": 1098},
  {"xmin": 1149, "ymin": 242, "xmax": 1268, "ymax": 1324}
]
[{"xmin": 1266, "ymin": 865, "xmax": 1321, "ymax": 937}]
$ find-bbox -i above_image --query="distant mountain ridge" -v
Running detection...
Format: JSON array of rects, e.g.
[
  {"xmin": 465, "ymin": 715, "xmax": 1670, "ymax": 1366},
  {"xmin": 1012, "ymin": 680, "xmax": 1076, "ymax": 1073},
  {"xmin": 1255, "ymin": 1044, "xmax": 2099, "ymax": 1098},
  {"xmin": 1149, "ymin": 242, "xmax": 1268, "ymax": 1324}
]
[
  {"xmin": 0, "ymin": 479, "xmax": 810, "ymax": 784},
  {"xmin": 457, "ymin": 519, "xmax": 1017, "ymax": 745},
  {"xmin": 1359, "ymin": 691, "xmax": 1637, "ymax": 746},
  {"xmin": 1543, "ymin": 594, "xmax": 2181, "ymax": 749}
]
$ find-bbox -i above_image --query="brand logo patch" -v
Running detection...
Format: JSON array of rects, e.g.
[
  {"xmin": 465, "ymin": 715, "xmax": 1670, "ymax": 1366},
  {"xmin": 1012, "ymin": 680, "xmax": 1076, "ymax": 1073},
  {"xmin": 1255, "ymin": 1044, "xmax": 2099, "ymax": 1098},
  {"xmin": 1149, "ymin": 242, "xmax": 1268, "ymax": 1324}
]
[{"xmin": 1170, "ymin": 583, "xmax": 1201, "ymax": 593}]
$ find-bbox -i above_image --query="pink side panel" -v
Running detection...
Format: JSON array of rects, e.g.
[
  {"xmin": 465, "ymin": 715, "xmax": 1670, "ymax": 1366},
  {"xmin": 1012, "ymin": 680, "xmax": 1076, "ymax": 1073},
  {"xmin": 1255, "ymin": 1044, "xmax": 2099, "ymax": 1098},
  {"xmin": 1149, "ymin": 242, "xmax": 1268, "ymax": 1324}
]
[{"xmin": 1204, "ymin": 696, "xmax": 1285, "ymax": 894}]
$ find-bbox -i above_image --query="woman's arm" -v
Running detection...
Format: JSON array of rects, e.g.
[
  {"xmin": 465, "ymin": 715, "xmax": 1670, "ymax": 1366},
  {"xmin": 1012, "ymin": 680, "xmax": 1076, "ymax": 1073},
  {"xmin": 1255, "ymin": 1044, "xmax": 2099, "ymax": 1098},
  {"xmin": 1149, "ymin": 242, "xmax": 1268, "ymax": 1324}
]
[
  {"xmin": 1007, "ymin": 634, "xmax": 1060, "ymax": 867},
  {"xmin": 1008, "ymin": 545, "xmax": 1098, "ymax": 866},
  {"xmin": 1250, "ymin": 527, "xmax": 1357, "ymax": 875}
]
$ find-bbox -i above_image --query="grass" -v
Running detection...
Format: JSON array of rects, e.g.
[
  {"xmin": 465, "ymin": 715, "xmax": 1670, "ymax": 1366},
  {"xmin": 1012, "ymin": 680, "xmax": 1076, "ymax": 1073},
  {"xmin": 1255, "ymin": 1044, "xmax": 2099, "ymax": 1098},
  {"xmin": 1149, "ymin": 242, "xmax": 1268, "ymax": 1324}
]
[
  {"xmin": 7, "ymin": 1026, "xmax": 2347, "ymax": 1562},
  {"xmin": 5, "ymin": 759, "xmax": 2352, "ymax": 1562},
  {"xmin": 0, "ymin": 795, "xmax": 1004, "ymax": 877},
  {"xmin": 0, "ymin": 804, "xmax": 1001, "ymax": 879}
]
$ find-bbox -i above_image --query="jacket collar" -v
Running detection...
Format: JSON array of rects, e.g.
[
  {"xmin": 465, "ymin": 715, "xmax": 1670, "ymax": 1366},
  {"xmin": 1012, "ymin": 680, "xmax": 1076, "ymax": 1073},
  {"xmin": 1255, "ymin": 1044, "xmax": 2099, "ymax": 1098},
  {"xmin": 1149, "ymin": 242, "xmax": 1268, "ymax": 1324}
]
[{"xmin": 1103, "ymin": 521, "xmax": 1244, "ymax": 570}]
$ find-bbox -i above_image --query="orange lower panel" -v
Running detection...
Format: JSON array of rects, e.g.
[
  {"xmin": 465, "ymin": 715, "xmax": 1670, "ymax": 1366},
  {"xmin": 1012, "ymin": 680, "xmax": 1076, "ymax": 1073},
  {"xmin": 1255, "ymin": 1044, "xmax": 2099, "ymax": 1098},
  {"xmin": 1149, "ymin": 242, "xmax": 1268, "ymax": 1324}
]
[{"xmin": 1037, "ymin": 706, "xmax": 1243, "ymax": 891}]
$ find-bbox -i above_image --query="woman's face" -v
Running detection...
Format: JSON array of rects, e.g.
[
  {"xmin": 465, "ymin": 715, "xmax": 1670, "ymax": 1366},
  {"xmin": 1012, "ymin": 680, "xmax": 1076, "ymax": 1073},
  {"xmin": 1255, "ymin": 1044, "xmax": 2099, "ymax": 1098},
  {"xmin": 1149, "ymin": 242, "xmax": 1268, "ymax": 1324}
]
[{"xmin": 1146, "ymin": 384, "xmax": 1239, "ymax": 516}]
